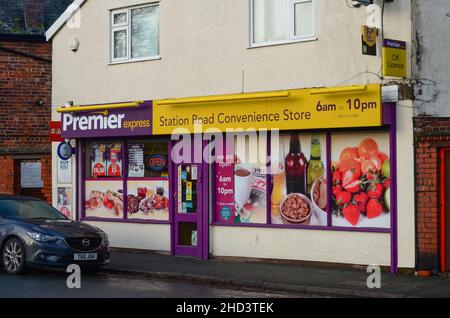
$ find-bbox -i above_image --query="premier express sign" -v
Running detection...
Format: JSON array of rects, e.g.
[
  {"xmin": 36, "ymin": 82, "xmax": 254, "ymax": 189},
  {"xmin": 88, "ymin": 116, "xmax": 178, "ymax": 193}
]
[{"xmin": 61, "ymin": 101, "xmax": 152, "ymax": 138}]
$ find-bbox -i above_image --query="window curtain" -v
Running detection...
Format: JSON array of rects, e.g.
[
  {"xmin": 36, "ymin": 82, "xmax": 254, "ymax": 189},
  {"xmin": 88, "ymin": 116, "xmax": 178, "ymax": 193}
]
[{"xmin": 253, "ymin": 0, "xmax": 291, "ymax": 44}]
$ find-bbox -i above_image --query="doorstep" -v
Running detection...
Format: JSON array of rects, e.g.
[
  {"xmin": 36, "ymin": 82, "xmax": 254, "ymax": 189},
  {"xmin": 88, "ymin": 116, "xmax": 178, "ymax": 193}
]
[{"xmin": 102, "ymin": 248, "xmax": 450, "ymax": 298}]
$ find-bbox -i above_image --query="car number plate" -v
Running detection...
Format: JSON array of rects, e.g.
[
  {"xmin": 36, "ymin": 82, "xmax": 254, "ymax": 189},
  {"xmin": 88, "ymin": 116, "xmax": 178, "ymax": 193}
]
[{"xmin": 74, "ymin": 253, "xmax": 97, "ymax": 261}]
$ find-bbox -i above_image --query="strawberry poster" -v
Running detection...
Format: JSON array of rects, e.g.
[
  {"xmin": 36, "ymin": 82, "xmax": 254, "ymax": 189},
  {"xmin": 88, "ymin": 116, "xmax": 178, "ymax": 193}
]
[{"xmin": 331, "ymin": 132, "xmax": 391, "ymax": 228}]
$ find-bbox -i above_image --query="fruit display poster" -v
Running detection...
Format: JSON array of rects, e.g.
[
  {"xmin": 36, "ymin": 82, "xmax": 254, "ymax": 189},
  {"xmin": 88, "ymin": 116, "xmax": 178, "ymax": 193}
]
[
  {"xmin": 127, "ymin": 180, "xmax": 169, "ymax": 221},
  {"xmin": 331, "ymin": 132, "xmax": 391, "ymax": 228},
  {"xmin": 84, "ymin": 180, "xmax": 124, "ymax": 219},
  {"xmin": 270, "ymin": 134, "xmax": 328, "ymax": 226}
]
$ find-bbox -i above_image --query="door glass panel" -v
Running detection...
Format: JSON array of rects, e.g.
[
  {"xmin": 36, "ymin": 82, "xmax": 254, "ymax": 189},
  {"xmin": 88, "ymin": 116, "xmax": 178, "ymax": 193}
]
[
  {"xmin": 177, "ymin": 164, "xmax": 198, "ymax": 214},
  {"xmin": 178, "ymin": 222, "xmax": 197, "ymax": 246}
]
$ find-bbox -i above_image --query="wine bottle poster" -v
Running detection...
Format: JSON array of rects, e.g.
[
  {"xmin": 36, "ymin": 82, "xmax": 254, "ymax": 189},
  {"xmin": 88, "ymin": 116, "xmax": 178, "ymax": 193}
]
[
  {"xmin": 331, "ymin": 132, "xmax": 391, "ymax": 229},
  {"xmin": 271, "ymin": 133, "xmax": 328, "ymax": 226}
]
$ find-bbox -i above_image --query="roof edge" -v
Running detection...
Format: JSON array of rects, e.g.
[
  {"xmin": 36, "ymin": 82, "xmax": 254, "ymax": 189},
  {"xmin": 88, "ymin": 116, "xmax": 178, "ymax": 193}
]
[
  {"xmin": 45, "ymin": 0, "xmax": 87, "ymax": 41},
  {"xmin": 0, "ymin": 33, "xmax": 46, "ymax": 42}
]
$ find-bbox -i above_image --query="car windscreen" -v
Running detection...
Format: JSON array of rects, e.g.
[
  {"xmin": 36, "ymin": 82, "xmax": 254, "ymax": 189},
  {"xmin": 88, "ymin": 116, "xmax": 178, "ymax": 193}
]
[{"xmin": 0, "ymin": 200, "xmax": 67, "ymax": 220}]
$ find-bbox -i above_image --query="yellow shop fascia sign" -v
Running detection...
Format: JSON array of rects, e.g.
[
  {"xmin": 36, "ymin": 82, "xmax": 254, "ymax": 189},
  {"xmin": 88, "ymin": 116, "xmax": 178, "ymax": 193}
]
[{"xmin": 152, "ymin": 84, "xmax": 382, "ymax": 135}]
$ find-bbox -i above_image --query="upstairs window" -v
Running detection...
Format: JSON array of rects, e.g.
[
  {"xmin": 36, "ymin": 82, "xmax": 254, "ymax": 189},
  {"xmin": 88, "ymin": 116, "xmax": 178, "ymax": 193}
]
[
  {"xmin": 111, "ymin": 4, "xmax": 159, "ymax": 63},
  {"xmin": 251, "ymin": 0, "xmax": 314, "ymax": 47}
]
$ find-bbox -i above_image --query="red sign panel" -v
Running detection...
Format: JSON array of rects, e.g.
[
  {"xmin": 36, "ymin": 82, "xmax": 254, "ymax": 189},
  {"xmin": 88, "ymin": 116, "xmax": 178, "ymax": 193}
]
[{"xmin": 50, "ymin": 121, "xmax": 63, "ymax": 142}]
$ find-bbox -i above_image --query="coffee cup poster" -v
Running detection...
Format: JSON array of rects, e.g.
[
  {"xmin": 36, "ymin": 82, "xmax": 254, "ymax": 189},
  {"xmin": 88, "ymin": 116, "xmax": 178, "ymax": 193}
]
[{"xmin": 215, "ymin": 139, "xmax": 267, "ymax": 224}]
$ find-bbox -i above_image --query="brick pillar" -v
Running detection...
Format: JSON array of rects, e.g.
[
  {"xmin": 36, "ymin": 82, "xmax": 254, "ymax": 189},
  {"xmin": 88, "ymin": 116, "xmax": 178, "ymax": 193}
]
[
  {"xmin": 40, "ymin": 154, "xmax": 52, "ymax": 203},
  {"xmin": 415, "ymin": 141, "xmax": 439, "ymax": 270},
  {"xmin": 0, "ymin": 156, "xmax": 14, "ymax": 195}
]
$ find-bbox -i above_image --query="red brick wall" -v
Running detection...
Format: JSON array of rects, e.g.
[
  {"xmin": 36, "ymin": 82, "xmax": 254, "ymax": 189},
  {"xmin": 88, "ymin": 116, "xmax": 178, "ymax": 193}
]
[
  {"xmin": 0, "ymin": 38, "xmax": 52, "ymax": 203},
  {"xmin": 0, "ymin": 156, "xmax": 14, "ymax": 195},
  {"xmin": 414, "ymin": 117, "xmax": 450, "ymax": 271}
]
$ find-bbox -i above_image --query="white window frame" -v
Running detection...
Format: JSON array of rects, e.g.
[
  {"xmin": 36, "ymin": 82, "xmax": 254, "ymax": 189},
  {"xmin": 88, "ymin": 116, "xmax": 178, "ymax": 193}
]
[
  {"xmin": 249, "ymin": 0, "xmax": 316, "ymax": 48},
  {"xmin": 110, "ymin": 3, "xmax": 160, "ymax": 64}
]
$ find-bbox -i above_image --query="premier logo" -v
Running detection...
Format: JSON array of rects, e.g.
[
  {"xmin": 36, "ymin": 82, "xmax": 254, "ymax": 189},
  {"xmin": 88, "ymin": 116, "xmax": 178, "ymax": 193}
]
[{"xmin": 62, "ymin": 113, "xmax": 125, "ymax": 131}]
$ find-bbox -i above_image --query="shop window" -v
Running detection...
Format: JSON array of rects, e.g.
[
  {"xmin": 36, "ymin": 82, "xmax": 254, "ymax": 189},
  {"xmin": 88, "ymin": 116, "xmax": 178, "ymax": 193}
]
[
  {"xmin": 330, "ymin": 132, "xmax": 391, "ymax": 229},
  {"xmin": 111, "ymin": 4, "xmax": 160, "ymax": 63},
  {"xmin": 85, "ymin": 180, "xmax": 124, "ymax": 219},
  {"xmin": 126, "ymin": 139, "xmax": 169, "ymax": 221},
  {"xmin": 214, "ymin": 133, "xmax": 268, "ymax": 224},
  {"xmin": 83, "ymin": 139, "xmax": 169, "ymax": 222},
  {"xmin": 127, "ymin": 140, "xmax": 168, "ymax": 178},
  {"xmin": 85, "ymin": 142, "xmax": 123, "ymax": 179},
  {"xmin": 270, "ymin": 133, "xmax": 327, "ymax": 226},
  {"xmin": 251, "ymin": 0, "xmax": 315, "ymax": 47},
  {"xmin": 213, "ymin": 130, "xmax": 392, "ymax": 231}
]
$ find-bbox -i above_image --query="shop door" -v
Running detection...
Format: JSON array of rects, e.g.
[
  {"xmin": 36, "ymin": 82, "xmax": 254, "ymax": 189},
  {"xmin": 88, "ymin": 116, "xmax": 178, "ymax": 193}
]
[
  {"xmin": 441, "ymin": 149, "xmax": 450, "ymax": 272},
  {"xmin": 173, "ymin": 162, "xmax": 207, "ymax": 259}
]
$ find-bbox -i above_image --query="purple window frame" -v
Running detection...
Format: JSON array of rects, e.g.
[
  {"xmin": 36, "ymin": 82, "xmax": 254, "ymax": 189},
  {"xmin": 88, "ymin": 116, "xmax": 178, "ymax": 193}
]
[
  {"xmin": 80, "ymin": 136, "xmax": 172, "ymax": 225},
  {"xmin": 211, "ymin": 104, "xmax": 397, "ymax": 233}
]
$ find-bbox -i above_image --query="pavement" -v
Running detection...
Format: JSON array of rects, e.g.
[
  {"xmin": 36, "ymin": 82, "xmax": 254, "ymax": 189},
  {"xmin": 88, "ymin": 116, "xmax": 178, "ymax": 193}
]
[{"xmin": 103, "ymin": 249, "xmax": 450, "ymax": 298}]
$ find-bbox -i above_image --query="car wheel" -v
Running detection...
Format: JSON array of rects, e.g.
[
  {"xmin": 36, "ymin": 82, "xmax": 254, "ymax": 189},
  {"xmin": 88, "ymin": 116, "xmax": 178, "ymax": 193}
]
[{"xmin": 2, "ymin": 238, "xmax": 27, "ymax": 275}]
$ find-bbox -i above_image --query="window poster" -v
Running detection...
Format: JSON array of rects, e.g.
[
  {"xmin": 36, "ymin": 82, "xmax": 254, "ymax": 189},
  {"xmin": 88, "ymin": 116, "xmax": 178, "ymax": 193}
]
[
  {"xmin": 128, "ymin": 143, "xmax": 145, "ymax": 177},
  {"xmin": 233, "ymin": 137, "xmax": 267, "ymax": 224},
  {"xmin": 107, "ymin": 143, "xmax": 122, "ymax": 177},
  {"xmin": 57, "ymin": 156, "xmax": 72, "ymax": 184},
  {"xmin": 91, "ymin": 143, "xmax": 107, "ymax": 177},
  {"xmin": 57, "ymin": 187, "xmax": 72, "ymax": 219},
  {"xmin": 331, "ymin": 132, "xmax": 391, "ymax": 228},
  {"xmin": 270, "ymin": 134, "xmax": 328, "ymax": 226},
  {"xmin": 85, "ymin": 181, "xmax": 124, "ymax": 219},
  {"xmin": 127, "ymin": 180, "xmax": 169, "ymax": 221},
  {"xmin": 215, "ymin": 161, "xmax": 235, "ymax": 223},
  {"xmin": 178, "ymin": 165, "xmax": 197, "ymax": 213}
]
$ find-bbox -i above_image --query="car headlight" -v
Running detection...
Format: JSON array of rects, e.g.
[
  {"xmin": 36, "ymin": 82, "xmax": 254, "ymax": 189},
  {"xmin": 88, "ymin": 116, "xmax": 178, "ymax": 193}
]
[
  {"xmin": 99, "ymin": 231, "xmax": 109, "ymax": 241},
  {"xmin": 27, "ymin": 232, "xmax": 58, "ymax": 242}
]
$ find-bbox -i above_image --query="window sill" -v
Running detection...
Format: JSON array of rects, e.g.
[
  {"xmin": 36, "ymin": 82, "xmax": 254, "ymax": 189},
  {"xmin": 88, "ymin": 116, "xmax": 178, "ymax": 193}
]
[
  {"xmin": 211, "ymin": 222, "xmax": 391, "ymax": 234},
  {"xmin": 248, "ymin": 36, "xmax": 317, "ymax": 49},
  {"xmin": 109, "ymin": 56, "xmax": 161, "ymax": 65},
  {"xmin": 81, "ymin": 216, "xmax": 171, "ymax": 225}
]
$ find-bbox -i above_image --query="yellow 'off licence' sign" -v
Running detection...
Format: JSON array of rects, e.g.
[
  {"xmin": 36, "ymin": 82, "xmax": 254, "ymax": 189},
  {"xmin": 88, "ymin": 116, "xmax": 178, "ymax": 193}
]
[{"xmin": 383, "ymin": 39, "xmax": 407, "ymax": 78}]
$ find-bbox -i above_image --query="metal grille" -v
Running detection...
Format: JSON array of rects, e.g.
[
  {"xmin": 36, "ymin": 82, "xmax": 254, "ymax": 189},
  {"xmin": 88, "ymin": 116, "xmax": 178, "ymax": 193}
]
[{"xmin": 65, "ymin": 237, "xmax": 102, "ymax": 252}]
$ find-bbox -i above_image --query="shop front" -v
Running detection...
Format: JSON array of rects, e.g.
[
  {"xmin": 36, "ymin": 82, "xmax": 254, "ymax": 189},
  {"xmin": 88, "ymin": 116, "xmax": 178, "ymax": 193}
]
[{"xmin": 56, "ymin": 84, "xmax": 404, "ymax": 272}]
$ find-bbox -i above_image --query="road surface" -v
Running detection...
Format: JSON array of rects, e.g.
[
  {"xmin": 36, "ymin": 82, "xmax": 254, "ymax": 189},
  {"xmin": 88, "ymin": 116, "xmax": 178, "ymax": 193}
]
[{"xmin": 0, "ymin": 269, "xmax": 308, "ymax": 298}]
